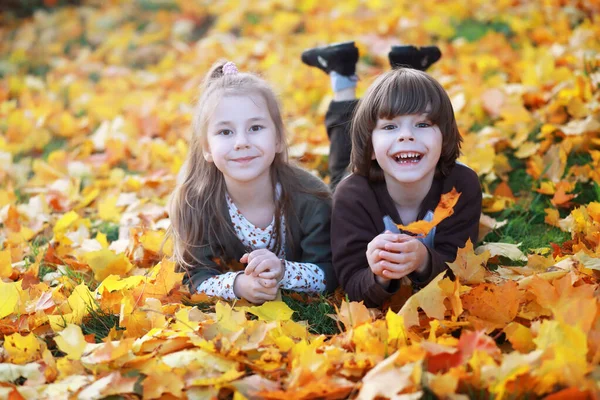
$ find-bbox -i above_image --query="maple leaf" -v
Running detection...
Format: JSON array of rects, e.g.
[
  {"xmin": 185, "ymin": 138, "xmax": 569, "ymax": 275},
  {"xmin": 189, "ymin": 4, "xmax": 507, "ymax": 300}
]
[
  {"xmin": 396, "ymin": 188, "xmax": 462, "ymax": 236},
  {"xmin": 461, "ymin": 281, "xmax": 523, "ymax": 332},
  {"xmin": 448, "ymin": 238, "xmax": 490, "ymax": 284},
  {"xmin": 54, "ymin": 324, "xmax": 87, "ymax": 360},
  {"xmin": 399, "ymin": 274, "xmax": 456, "ymax": 328}
]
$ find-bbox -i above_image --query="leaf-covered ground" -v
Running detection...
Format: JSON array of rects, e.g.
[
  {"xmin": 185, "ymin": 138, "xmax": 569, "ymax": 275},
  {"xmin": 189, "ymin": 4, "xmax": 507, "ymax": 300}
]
[{"xmin": 1, "ymin": 1, "xmax": 600, "ymax": 399}]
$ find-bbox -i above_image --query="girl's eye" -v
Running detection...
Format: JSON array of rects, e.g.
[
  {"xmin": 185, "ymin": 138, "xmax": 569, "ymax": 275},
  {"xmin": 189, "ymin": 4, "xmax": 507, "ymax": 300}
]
[
  {"xmin": 218, "ymin": 129, "xmax": 233, "ymax": 136},
  {"xmin": 416, "ymin": 122, "xmax": 432, "ymax": 128},
  {"xmin": 381, "ymin": 124, "xmax": 396, "ymax": 131},
  {"xmin": 249, "ymin": 125, "xmax": 264, "ymax": 132}
]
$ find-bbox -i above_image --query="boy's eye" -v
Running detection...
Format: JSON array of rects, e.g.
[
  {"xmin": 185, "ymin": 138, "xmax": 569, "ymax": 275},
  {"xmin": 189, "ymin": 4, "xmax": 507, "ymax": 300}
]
[
  {"xmin": 218, "ymin": 129, "xmax": 233, "ymax": 136},
  {"xmin": 249, "ymin": 125, "xmax": 264, "ymax": 132}
]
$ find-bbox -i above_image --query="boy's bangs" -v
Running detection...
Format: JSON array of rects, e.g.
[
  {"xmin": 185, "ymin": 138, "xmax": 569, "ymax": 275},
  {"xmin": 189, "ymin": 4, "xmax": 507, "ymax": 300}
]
[{"xmin": 375, "ymin": 74, "xmax": 443, "ymax": 122}]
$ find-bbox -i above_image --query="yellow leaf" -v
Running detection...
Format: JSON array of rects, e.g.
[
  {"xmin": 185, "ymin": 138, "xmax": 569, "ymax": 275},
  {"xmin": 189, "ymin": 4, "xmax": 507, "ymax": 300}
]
[
  {"xmin": 533, "ymin": 320, "xmax": 588, "ymax": 393},
  {"xmin": 3, "ymin": 333, "xmax": 42, "ymax": 364},
  {"xmin": 399, "ymin": 274, "xmax": 451, "ymax": 328},
  {"xmin": 386, "ymin": 309, "xmax": 407, "ymax": 347},
  {"xmin": 53, "ymin": 210, "xmax": 80, "ymax": 238},
  {"xmin": 397, "ymin": 188, "xmax": 462, "ymax": 236},
  {"xmin": 145, "ymin": 258, "xmax": 184, "ymax": 298},
  {"xmin": 244, "ymin": 301, "xmax": 294, "ymax": 321},
  {"xmin": 0, "ymin": 249, "xmax": 12, "ymax": 278},
  {"xmin": 335, "ymin": 300, "xmax": 373, "ymax": 330},
  {"xmin": 99, "ymin": 274, "xmax": 146, "ymax": 293},
  {"xmin": 0, "ymin": 280, "xmax": 21, "ymax": 319},
  {"xmin": 216, "ymin": 302, "xmax": 247, "ymax": 332},
  {"xmin": 67, "ymin": 283, "xmax": 97, "ymax": 324},
  {"xmin": 98, "ymin": 195, "xmax": 120, "ymax": 223},
  {"xmin": 55, "ymin": 324, "xmax": 87, "ymax": 360},
  {"xmin": 504, "ymin": 322, "xmax": 535, "ymax": 353},
  {"xmin": 83, "ymin": 249, "xmax": 133, "ymax": 282}
]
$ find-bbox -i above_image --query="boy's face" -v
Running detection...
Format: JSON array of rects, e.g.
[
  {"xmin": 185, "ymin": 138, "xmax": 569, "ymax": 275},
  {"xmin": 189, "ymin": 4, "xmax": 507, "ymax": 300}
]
[
  {"xmin": 371, "ymin": 112, "xmax": 442, "ymax": 186},
  {"xmin": 204, "ymin": 94, "xmax": 281, "ymax": 188}
]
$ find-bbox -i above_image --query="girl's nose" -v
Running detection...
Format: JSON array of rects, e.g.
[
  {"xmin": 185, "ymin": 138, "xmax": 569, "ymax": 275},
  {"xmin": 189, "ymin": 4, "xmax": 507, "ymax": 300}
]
[{"xmin": 234, "ymin": 132, "xmax": 250, "ymax": 149}]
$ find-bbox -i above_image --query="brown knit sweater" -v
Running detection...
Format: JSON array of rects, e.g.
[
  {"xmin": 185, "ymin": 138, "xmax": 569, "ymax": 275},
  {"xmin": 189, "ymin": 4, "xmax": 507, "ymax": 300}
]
[{"xmin": 331, "ymin": 163, "xmax": 482, "ymax": 308}]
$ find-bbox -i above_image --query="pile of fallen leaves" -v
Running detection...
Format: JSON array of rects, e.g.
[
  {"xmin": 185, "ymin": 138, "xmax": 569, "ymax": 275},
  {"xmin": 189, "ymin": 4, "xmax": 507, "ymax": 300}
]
[{"xmin": 1, "ymin": 0, "xmax": 600, "ymax": 398}]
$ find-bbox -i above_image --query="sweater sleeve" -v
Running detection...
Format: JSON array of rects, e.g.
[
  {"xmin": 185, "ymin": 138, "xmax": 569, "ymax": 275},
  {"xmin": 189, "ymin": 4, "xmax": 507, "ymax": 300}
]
[
  {"xmin": 293, "ymin": 194, "xmax": 335, "ymax": 293},
  {"xmin": 409, "ymin": 169, "xmax": 483, "ymax": 286},
  {"xmin": 331, "ymin": 180, "xmax": 399, "ymax": 307},
  {"xmin": 180, "ymin": 242, "xmax": 228, "ymax": 294}
]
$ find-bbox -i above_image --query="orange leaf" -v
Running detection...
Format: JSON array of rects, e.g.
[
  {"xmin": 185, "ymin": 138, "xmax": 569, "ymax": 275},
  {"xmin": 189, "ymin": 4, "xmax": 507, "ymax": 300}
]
[
  {"xmin": 396, "ymin": 188, "xmax": 462, "ymax": 236},
  {"xmin": 447, "ymin": 238, "xmax": 490, "ymax": 284},
  {"xmin": 461, "ymin": 281, "xmax": 523, "ymax": 332}
]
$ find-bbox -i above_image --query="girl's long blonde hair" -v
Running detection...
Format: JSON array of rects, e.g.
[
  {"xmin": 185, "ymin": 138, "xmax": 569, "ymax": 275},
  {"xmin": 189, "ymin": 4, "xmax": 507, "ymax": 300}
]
[{"xmin": 167, "ymin": 61, "xmax": 328, "ymax": 280}]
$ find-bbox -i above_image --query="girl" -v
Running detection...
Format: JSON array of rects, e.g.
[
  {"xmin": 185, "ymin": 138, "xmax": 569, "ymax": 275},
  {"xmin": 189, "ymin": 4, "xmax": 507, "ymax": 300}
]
[
  {"xmin": 330, "ymin": 68, "xmax": 482, "ymax": 308},
  {"xmin": 169, "ymin": 61, "xmax": 336, "ymax": 304}
]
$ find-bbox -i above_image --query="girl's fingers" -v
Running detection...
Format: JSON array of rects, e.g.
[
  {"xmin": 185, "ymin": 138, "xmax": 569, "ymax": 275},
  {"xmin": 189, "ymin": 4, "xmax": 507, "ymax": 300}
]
[
  {"xmin": 259, "ymin": 278, "xmax": 277, "ymax": 288},
  {"xmin": 240, "ymin": 253, "xmax": 250, "ymax": 264},
  {"xmin": 251, "ymin": 259, "xmax": 275, "ymax": 276},
  {"xmin": 258, "ymin": 271, "xmax": 277, "ymax": 279},
  {"xmin": 245, "ymin": 255, "xmax": 267, "ymax": 275}
]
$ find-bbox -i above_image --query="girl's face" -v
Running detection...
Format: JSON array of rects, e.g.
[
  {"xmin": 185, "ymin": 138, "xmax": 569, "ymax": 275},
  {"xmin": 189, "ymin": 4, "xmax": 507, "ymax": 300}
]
[
  {"xmin": 371, "ymin": 112, "xmax": 442, "ymax": 186},
  {"xmin": 204, "ymin": 94, "xmax": 281, "ymax": 188}
]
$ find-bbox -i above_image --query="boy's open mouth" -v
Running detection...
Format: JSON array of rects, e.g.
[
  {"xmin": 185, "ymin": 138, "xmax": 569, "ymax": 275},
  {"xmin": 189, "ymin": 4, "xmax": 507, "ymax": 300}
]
[{"xmin": 392, "ymin": 151, "xmax": 423, "ymax": 164}]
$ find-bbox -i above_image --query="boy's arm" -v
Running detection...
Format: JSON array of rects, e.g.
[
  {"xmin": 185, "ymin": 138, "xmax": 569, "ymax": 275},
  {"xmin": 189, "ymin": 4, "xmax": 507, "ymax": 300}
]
[
  {"xmin": 409, "ymin": 174, "xmax": 483, "ymax": 286},
  {"xmin": 332, "ymin": 182, "xmax": 400, "ymax": 308}
]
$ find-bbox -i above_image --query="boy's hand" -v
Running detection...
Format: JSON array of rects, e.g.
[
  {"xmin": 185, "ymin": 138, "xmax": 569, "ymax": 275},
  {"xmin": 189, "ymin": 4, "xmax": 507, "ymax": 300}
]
[
  {"xmin": 241, "ymin": 249, "xmax": 285, "ymax": 282},
  {"xmin": 378, "ymin": 235, "xmax": 430, "ymax": 279},
  {"xmin": 367, "ymin": 232, "xmax": 430, "ymax": 285},
  {"xmin": 366, "ymin": 231, "xmax": 401, "ymax": 286},
  {"xmin": 233, "ymin": 273, "xmax": 278, "ymax": 304}
]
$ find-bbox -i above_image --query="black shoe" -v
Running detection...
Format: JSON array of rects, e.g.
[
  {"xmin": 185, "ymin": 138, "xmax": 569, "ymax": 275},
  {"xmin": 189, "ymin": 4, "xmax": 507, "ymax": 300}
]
[
  {"xmin": 388, "ymin": 45, "xmax": 442, "ymax": 71},
  {"xmin": 301, "ymin": 41, "xmax": 359, "ymax": 76}
]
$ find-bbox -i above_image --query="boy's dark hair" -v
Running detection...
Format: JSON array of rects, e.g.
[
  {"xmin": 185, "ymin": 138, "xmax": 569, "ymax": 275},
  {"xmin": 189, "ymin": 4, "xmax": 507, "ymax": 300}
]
[{"xmin": 350, "ymin": 68, "xmax": 462, "ymax": 181}]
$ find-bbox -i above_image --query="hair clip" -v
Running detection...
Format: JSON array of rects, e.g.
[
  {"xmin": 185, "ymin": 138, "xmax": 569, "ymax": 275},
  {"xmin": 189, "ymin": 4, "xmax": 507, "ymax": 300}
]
[{"xmin": 222, "ymin": 62, "xmax": 238, "ymax": 75}]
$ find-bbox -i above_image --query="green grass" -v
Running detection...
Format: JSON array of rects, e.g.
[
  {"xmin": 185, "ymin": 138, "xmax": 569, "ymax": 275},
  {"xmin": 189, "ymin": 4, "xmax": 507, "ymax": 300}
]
[
  {"xmin": 94, "ymin": 221, "xmax": 120, "ymax": 242},
  {"xmin": 81, "ymin": 306, "xmax": 122, "ymax": 343},
  {"xmin": 282, "ymin": 293, "xmax": 339, "ymax": 335},
  {"xmin": 452, "ymin": 18, "xmax": 513, "ymax": 42}
]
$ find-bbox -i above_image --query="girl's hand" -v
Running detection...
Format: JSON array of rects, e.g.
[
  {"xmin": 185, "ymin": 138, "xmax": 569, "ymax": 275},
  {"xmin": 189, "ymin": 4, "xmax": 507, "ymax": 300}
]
[
  {"xmin": 377, "ymin": 235, "xmax": 430, "ymax": 280},
  {"xmin": 233, "ymin": 273, "xmax": 279, "ymax": 304},
  {"xmin": 241, "ymin": 249, "xmax": 285, "ymax": 282}
]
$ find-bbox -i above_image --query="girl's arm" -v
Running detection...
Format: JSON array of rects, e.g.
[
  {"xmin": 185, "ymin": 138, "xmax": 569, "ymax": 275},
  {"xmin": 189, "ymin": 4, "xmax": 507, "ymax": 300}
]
[
  {"xmin": 197, "ymin": 272, "xmax": 242, "ymax": 300},
  {"xmin": 284, "ymin": 187, "xmax": 336, "ymax": 294}
]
